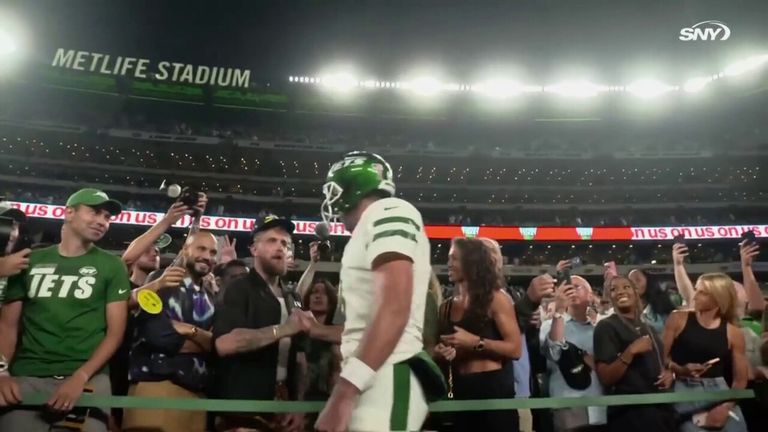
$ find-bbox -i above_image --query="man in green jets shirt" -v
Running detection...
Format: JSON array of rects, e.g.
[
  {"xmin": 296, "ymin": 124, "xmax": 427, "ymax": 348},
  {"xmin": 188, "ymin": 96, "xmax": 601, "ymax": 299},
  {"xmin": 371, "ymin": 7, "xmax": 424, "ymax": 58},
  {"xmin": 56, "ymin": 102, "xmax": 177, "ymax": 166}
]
[{"xmin": 0, "ymin": 188, "xmax": 130, "ymax": 432}]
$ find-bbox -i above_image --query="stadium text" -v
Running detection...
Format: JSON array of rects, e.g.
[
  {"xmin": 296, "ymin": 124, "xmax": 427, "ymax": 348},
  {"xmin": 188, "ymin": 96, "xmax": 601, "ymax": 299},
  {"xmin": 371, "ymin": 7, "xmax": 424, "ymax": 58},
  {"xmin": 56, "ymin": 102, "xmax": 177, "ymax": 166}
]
[
  {"xmin": 9, "ymin": 201, "xmax": 768, "ymax": 242},
  {"xmin": 51, "ymin": 49, "xmax": 251, "ymax": 89}
]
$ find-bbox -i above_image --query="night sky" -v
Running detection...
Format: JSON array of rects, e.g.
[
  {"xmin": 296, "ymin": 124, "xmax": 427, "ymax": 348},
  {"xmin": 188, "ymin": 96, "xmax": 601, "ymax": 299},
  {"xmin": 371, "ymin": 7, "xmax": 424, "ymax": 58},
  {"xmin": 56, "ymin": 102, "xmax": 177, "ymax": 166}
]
[{"xmin": 5, "ymin": 0, "xmax": 768, "ymax": 82}]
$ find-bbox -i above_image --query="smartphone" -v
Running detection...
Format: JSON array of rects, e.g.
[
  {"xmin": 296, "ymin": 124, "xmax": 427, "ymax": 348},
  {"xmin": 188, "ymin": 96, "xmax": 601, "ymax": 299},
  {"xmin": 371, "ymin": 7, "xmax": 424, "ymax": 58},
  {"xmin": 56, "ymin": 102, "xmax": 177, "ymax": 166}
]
[
  {"xmin": 741, "ymin": 230, "xmax": 756, "ymax": 246},
  {"xmin": 603, "ymin": 261, "xmax": 618, "ymax": 279},
  {"xmin": 673, "ymin": 234, "xmax": 686, "ymax": 245},
  {"xmin": 559, "ymin": 257, "xmax": 582, "ymax": 285}
]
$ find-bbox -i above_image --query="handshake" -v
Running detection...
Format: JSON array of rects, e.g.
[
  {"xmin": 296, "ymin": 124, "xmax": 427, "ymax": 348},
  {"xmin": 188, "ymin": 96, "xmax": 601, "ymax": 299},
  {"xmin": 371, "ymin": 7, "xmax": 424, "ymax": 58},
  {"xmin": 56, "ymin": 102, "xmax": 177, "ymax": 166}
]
[{"xmin": 283, "ymin": 309, "xmax": 318, "ymax": 336}]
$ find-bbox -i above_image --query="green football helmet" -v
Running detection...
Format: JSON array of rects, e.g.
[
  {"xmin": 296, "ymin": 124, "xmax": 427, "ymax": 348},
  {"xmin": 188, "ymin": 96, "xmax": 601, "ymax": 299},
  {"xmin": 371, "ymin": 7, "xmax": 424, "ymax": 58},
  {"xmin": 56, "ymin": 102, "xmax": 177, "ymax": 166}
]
[{"xmin": 322, "ymin": 151, "xmax": 396, "ymax": 222}]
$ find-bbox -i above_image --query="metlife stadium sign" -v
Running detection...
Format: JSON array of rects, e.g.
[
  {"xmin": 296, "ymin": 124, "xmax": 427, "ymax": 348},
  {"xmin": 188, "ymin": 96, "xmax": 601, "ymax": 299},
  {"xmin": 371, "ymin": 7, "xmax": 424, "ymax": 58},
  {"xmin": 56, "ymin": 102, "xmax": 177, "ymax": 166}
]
[{"xmin": 50, "ymin": 48, "xmax": 251, "ymax": 88}]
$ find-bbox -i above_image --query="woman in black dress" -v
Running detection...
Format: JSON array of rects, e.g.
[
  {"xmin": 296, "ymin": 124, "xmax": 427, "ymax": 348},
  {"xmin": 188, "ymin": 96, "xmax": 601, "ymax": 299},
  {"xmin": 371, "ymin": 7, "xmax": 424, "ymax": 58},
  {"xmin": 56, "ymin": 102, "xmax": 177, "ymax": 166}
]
[
  {"xmin": 433, "ymin": 238, "xmax": 522, "ymax": 432},
  {"xmin": 593, "ymin": 276, "xmax": 676, "ymax": 432}
]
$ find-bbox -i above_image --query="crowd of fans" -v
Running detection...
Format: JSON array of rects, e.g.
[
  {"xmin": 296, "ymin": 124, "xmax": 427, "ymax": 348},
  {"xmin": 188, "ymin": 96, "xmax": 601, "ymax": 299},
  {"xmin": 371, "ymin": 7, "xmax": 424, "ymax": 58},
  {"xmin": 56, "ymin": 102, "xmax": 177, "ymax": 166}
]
[
  {"xmin": 1, "ymin": 132, "xmax": 764, "ymax": 188},
  {"xmin": 2, "ymin": 186, "xmax": 761, "ymax": 267},
  {"xmin": 0, "ymin": 188, "xmax": 766, "ymax": 432},
  {"xmin": 7, "ymin": 185, "xmax": 765, "ymax": 231}
]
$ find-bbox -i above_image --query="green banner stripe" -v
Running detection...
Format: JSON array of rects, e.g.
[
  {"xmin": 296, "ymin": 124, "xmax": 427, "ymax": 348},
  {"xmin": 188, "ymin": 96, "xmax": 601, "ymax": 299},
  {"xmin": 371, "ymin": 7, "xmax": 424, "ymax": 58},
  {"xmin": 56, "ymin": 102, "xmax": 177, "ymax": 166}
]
[
  {"xmin": 429, "ymin": 390, "xmax": 755, "ymax": 412},
  {"xmin": 373, "ymin": 216, "xmax": 422, "ymax": 231},
  {"xmin": 18, "ymin": 390, "xmax": 753, "ymax": 413},
  {"xmin": 372, "ymin": 229, "xmax": 417, "ymax": 243}
]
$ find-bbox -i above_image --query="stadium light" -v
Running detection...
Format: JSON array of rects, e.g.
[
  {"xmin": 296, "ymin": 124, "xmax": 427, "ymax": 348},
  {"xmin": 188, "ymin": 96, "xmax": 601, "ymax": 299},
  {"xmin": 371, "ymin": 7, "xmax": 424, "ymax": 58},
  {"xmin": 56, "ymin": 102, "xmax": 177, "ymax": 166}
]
[
  {"xmin": 0, "ymin": 29, "xmax": 17, "ymax": 56},
  {"xmin": 683, "ymin": 76, "xmax": 713, "ymax": 93},
  {"xmin": 472, "ymin": 80, "xmax": 528, "ymax": 99},
  {"xmin": 403, "ymin": 77, "xmax": 444, "ymax": 96},
  {"xmin": 723, "ymin": 54, "xmax": 768, "ymax": 77},
  {"xmin": 320, "ymin": 73, "xmax": 358, "ymax": 91},
  {"xmin": 544, "ymin": 80, "xmax": 608, "ymax": 98},
  {"xmin": 626, "ymin": 79, "xmax": 676, "ymax": 98}
]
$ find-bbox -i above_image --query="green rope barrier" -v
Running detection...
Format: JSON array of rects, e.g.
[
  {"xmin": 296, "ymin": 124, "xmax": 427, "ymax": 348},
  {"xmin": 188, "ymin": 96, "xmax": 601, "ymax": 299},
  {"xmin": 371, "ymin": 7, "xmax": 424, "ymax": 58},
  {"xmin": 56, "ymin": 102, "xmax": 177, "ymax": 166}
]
[{"xmin": 19, "ymin": 389, "xmax": 754, "ymax": 413}]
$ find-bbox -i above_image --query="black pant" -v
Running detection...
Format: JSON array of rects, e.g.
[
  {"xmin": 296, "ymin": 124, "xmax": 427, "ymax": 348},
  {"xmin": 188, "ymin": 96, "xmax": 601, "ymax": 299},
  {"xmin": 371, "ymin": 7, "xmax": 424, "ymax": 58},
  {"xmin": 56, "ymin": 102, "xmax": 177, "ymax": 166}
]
[
  {"xmin": 452, "ymin": 368, "xmax": 519, "ymax": 432},
  {"xmin": 607, "ymin": 405, "xmax": 675, "ymax": 432}
]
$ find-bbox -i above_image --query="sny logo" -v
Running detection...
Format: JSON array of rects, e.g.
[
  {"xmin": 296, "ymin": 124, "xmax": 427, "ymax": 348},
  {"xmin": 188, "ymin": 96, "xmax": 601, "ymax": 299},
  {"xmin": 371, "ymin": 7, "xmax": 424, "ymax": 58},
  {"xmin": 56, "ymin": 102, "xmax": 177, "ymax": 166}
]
[{"xmin": 679, "ymin": 21, "xmax": 731, "ymax": 41}]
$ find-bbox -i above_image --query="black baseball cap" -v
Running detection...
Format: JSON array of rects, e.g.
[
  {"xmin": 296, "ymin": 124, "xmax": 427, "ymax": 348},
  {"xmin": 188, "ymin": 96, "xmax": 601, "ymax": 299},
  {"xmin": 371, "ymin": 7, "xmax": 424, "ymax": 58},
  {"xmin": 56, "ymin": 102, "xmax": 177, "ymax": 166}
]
[
  {"xmin": 0, "ymin": 202, "xmax": 26, "ymax": 223},
  {"xmin": 251, "ymin": 214, "xmax": 295, "ymax": 238},
  {"xmin": 557, "ymin": 341, "xmax": 593, "ymax": 390}
]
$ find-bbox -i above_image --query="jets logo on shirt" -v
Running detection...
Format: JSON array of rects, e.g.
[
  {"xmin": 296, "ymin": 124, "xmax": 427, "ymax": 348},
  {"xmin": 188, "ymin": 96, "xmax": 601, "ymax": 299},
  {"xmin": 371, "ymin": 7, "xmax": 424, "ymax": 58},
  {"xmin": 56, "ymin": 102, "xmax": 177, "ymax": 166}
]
[
  {"xmin": 28, "ymin": 266, "xmax": 95, "ymax": 299},
  {"xmin": 79, "ymin": 266, "xmax": 98, "ymax": 276}
]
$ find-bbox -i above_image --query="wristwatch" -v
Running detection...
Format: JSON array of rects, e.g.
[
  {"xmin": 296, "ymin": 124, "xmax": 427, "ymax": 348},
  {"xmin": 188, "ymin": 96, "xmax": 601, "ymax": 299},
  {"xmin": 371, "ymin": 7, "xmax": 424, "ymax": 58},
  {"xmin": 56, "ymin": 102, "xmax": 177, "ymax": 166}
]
[
  {"xmin": 0, "ymin": 354, "xmax": 8, "ymax": 373},
  {"xmin": 474, "ymin": 337, "xmax": 486, "ymax": 352},
  {"xmin": 553, "ymin": 312, "xmax": 565, "ymax": 320},
  {"xmin": 190, "ymin": 326, "xmax": 199, "ymax": 338}
]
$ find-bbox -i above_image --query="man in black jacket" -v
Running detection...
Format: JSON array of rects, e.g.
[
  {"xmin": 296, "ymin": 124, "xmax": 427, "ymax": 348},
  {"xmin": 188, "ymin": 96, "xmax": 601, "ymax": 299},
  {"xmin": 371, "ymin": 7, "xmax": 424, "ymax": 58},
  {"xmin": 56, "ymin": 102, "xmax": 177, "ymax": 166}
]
[{"xmin": 212, "ymin": 215, "xmax": 315, "ymax": 432}]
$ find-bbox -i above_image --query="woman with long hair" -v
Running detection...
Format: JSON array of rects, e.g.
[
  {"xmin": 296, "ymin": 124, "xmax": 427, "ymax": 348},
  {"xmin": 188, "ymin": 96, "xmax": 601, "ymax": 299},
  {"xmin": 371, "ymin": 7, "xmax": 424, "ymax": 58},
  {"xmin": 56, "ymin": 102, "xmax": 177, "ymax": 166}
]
[
  {"xmin": 628, "ymin": 268, "xmax": 676, "ymax": 335},
  {"xmin": 593, "ymin": 276, "xmax": 676, "ymax": 432},
  {"xmin": 301, "ymin": 279, "xmax": 342, "ymax": 411},
  {"xmin": 423, "ymin": 271, "xmax": 443, "ymax": 355},
  {"xmin": 302, "ymin": 279, "xmax": 338, "ymax": 326},
  {"xmin": 663, "ymin": 273, "xmax": 748, "ymax": 432},
  {"xmin": 434, "ymin": 237, "xmax": 522, "ymax": 432}
]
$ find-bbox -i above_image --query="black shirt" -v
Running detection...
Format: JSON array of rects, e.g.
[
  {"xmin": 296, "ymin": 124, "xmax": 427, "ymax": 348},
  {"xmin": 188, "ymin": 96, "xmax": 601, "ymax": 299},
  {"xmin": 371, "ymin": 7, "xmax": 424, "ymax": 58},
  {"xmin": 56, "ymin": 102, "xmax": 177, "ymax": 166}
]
[
  {"xmin": 593, "ymin": 314, "xmax": 666, "ymax": 396},
  {"xmin": 670, "ymin": 311, "xmax": 731, "ymax": 384},
  {"xmin": 211, "ymin": 270, "xmax": 302, "ymax": 400}
]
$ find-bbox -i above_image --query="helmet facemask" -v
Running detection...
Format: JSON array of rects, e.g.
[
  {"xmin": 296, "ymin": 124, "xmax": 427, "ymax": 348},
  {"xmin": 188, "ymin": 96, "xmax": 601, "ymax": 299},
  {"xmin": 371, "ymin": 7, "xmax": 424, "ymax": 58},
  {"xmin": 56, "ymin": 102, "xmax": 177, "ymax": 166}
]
[{"xmin": 321, "ymin": 181, "xmax": 344, "ymax": 224}]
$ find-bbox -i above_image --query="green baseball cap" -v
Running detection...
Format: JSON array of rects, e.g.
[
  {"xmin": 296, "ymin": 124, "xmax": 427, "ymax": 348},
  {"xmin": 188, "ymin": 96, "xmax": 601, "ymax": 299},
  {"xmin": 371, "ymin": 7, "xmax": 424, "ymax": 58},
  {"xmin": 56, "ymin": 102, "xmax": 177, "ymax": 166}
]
[{"xmin": 66, "ymin": 188, "xmax": 123, "ymax": 216}]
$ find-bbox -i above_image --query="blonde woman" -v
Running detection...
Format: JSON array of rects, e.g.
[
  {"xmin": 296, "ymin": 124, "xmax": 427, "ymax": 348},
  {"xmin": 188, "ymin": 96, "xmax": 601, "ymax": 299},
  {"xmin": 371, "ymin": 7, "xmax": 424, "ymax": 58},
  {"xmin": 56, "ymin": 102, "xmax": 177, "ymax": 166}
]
[{"xmin": 663, "ymin": 273, "xmax": 748, "ymax": 432}]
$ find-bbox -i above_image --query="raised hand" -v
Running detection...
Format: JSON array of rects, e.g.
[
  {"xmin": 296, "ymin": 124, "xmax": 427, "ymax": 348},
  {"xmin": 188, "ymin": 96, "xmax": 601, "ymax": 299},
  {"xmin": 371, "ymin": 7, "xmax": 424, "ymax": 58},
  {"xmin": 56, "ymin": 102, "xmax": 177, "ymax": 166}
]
[
  {"xmin": 219, "ymin": 236, "xmax": 237, "ymax": 264},
  {"xmin": 672, "ymin": 243, "xmax": 689, "ymax": 266},
  {"xmin": 527, "ymin": 274, "xmax": 556, "ymax": 304}
]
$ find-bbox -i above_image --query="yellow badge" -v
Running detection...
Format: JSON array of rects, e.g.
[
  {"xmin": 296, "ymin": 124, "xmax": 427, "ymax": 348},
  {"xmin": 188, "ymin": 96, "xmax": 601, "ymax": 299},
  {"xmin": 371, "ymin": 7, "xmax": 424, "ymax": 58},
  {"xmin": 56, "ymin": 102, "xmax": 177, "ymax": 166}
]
[{"xmin": 137, "ymin": 289, "xmax": 162, "ymax": 314}]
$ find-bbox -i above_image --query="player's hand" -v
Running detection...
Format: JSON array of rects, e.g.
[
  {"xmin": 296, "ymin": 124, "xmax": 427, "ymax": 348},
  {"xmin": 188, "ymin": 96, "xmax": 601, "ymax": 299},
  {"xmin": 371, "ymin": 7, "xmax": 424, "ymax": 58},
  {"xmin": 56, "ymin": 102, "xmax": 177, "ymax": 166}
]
[
  {"xmin": 46, "ymin": 373, "xmax": 87, "ymax": 413},
  {"xmin": 315, "ymin": 379, "xmax": 359, "ymax": 432},
  {"xmin": 158, "ymin": 266, "xmax": 185, "ymax": 289},
  {"xmin": 0, "ymin": 375, "xmax": 22, "ymax": 406},
  {"xmin": 0, "ymin": 248, "xmax": 30, "ymax": 277},
  {"xmin": 527, "ymin": 274, "xmax": 556, "ymax": 304},
  {"xmin": 672, "ymin": 243, "xmax": 689, "ymax": 266}
]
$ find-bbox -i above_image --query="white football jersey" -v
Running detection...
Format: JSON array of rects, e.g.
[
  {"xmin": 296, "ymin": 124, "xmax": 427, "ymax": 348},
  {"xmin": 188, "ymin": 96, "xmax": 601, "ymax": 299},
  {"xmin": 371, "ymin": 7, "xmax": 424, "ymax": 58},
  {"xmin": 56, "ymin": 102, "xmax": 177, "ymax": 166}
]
[{"xmin": 339, "ymin": 197, "xmax": 431, "ymax": 364}]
